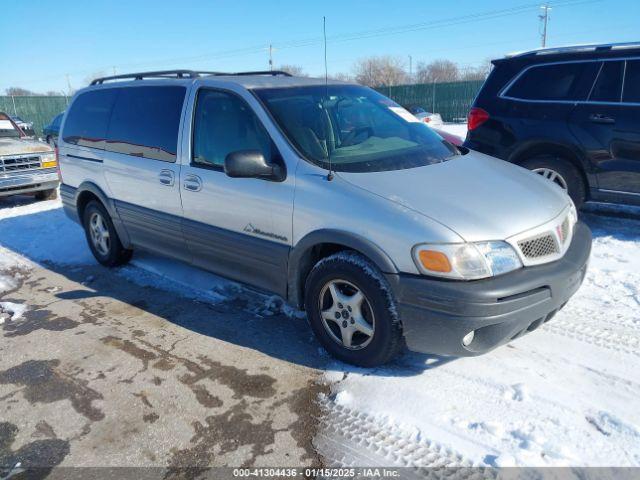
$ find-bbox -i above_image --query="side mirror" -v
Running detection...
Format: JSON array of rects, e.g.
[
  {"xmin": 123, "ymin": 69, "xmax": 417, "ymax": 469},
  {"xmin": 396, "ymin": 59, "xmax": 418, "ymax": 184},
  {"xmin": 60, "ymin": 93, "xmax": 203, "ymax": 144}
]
[{"xmin": 224, "ymin": 150, "xmax": 284, "ymax": 181}]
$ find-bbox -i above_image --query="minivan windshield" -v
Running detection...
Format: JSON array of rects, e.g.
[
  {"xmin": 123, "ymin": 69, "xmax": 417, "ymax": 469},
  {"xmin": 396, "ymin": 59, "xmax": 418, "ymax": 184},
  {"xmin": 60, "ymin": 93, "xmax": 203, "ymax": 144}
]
[{"xmin": 255, "ymin": 85, "xmax": 458, "ymax": 173}]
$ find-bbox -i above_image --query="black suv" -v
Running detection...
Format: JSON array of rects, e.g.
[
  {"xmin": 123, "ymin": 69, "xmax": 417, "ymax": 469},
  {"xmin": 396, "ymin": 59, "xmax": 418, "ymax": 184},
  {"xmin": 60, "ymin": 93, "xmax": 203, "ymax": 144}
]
[{"xmin": 465, "ymin": 42, "xmax": 640, "ymax": 208}]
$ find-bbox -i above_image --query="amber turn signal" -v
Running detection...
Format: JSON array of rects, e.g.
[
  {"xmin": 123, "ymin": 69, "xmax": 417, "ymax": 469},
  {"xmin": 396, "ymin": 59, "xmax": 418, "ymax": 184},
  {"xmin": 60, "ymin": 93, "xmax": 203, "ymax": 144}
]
[
  {"xmin": 418, "ymin": 250, "xmax": 452, "ymax": 273},
  {"xmin": 42, "ymin": 160, "xmax": 57, "ymax": 169}
]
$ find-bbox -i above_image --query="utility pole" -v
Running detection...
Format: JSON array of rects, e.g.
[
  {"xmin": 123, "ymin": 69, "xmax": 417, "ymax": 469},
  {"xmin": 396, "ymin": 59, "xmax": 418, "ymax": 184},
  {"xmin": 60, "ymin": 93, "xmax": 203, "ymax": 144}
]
[
  {"xmin": 408, "ymin": 55, "xmax": 412, "ymax": 80},
  {"xmin": 539, "ymin": 4, "xmax": 551, "ymax": 48},
  {"xmin": 269, "ymin": 44, "xmax": 273, "ymax": 71},
  {"xmin": 113, "ymin": 66, "xmax": 117, "ymax": 76}
]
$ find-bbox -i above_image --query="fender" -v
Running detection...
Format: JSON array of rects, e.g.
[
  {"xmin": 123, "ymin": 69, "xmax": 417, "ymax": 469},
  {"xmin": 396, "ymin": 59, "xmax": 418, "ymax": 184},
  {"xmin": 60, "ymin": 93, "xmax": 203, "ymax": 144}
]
[
  {"xmin": 287, "ymin": 229, "xmax": 399, "ymax": 308},
  {"xmin": 70, "ymin": 181, "xmax": 132, "ymax": 249}
]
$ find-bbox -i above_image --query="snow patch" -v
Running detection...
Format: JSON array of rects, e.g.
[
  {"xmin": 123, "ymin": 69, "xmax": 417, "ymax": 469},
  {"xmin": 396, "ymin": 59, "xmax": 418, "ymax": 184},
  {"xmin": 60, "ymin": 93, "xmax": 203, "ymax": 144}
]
[{"xmin": 0, "ymin": 301, "xmax": 27, "ymax": 322}]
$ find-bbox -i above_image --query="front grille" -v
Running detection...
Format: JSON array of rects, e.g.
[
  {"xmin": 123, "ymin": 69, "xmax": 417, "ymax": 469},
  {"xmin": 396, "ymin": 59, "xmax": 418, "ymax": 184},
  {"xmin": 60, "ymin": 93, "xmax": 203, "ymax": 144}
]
[
  {"xmin": 0, "ymin": 155, "xmax": 42, "ymax": 174},
  {"xmin": 518, "ymin": 233, "xmax": 559, "ymax": 259}
]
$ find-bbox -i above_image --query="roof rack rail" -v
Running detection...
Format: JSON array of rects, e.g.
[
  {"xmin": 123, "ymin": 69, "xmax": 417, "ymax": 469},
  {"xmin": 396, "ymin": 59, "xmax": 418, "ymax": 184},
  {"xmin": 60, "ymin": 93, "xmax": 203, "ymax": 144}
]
[
  {"xmin": 90, "ymin": 70, "xmax": 224, "ymax": 85},
  {"xmin": 90, "ymin": 69, "xmax": 293, "ymax": 85},
  {"xmin": 222, "ymin": 70, "xmax": 292, "ymax": 77},
  {"xmin": 506, "ymin": 41, "xmax": 640, "ymax": 58}
]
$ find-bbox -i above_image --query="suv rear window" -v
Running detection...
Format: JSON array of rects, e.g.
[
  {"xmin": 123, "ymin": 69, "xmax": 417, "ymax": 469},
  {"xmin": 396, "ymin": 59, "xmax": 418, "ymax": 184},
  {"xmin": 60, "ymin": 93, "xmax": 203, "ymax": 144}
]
[
  {"xmin": 62, "ymin": 89, "xmax": 118, "ymax": 149},
  {"xmin": 505, "ymin": 62, "xmax": 596, "ymax": 101},
  {"xmin": 590, "ymin": 61, "xmax": 624, "ymax": 103},
  {"xmin": 106, "ymin": 86, "xmax": 186, "ymax": 162}
]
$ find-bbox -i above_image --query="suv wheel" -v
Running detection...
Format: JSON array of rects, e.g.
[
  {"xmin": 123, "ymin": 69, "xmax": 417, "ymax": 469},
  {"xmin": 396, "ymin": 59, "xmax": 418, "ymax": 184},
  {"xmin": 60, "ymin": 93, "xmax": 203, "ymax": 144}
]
[
  {"xmin": 82, "ymin": 200, "xmax": 132, "ymax": 267},
  {"xmin": 304, "ymin": 251, "xmax": 403, "ymax": 367},
  {"xmin": 520, "ymin": 155, "xmax": 586, "ymax": 208},
  {"xmin": 35, "ymin": 188, "xmax": 58, "ymax": 201}
]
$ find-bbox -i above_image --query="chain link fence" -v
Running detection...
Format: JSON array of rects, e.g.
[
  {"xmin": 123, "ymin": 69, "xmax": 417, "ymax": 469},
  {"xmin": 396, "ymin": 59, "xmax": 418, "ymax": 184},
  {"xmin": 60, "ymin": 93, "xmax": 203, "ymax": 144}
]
[
  {"xmin": 0, "ymin": 96, "xmax": 69, "ymax": 137},
  {"xmin": 375, "ymin": 79, "xmax": 484, "ymax": 122}
]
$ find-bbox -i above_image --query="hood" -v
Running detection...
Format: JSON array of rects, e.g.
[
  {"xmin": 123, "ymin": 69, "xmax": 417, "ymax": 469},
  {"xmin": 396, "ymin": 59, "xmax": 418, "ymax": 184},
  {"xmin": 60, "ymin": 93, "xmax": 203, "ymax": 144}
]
[
  {"xmin": 337, "ymin": 151, "xmax": 570, "ymax": 242},
  {"xmin": 0, "ymin": 137, "xmax": 52, "ymax": 156}
]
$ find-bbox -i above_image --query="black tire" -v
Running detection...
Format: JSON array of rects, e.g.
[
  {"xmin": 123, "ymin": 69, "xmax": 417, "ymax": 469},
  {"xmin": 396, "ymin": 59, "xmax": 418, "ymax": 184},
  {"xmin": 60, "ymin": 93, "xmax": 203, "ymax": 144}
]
[
  {"xmin": 35, "ymin": 188, "xmax": 58, "ymax": 201},
  {"xmin": 82, "ymin": 200, "xmax": 132, "ymax": 267},
  {"xmin": 519, "ymin": 155, "xmax": 586, "ymax": 208},
  {"xmin": 304, "ymin": 251, "xmax": 404, "ymax": 367}
]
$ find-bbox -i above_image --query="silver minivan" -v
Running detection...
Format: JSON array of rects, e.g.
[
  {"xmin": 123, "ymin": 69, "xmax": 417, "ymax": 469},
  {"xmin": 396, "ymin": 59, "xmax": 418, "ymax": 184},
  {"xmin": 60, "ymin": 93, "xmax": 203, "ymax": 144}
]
[{"xmin": 58, "ymin": 70, "xmax": 591, "ymax": 366}]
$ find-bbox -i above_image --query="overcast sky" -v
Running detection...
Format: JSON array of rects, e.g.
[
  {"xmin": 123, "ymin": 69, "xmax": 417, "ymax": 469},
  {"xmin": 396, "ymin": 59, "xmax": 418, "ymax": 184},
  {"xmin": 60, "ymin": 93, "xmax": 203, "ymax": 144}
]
[{"xmin": 1, "ymin": 0, "xmax": 637, "ymax": 93}]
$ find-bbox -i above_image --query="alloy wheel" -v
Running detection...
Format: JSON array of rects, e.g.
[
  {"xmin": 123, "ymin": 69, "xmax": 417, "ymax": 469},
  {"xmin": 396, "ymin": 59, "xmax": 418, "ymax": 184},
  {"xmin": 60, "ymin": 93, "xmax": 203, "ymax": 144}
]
[
  {"xmin": 532, "ymin": 167, "xmax": 568, "ymax": 190},
  {"xmin": 89, "ymin": 212, "xmax": 111, "ymax": 256},
  {"xmin": 318, "ymin": 279, "xmax": 375, "ymax": 350}
]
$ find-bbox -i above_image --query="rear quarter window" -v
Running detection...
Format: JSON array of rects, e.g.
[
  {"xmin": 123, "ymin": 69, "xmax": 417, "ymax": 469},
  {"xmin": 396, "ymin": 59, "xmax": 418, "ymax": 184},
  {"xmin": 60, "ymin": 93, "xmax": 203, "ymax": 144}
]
[
  {"xmin": 106, "ymin": 86, "xmax": 186, "ymax": 162},
  {"xmin": 590, "ymin": 61, "xmax": 624, "ymax": 102},
  {"xmin": 504, "ymin": 61, "xmax": 598, "ymax": 101},
  {"xmin": 62, "ymin": 89, "xmax": 118, "ymax": 149},
  {"xmin": 623, "ymin": 60, "xmax": 640, "ymax": 103}
]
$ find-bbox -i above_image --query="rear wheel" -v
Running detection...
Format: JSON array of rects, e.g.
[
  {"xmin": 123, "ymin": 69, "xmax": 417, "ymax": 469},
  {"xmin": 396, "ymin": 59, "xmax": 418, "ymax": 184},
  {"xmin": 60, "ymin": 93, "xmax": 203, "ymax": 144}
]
[
  {"xmin": 304, "ymin": 252, "xmax": 403, "ymax": 367},
  {"xmin": 519, "ymin": 155, "xmax": 586, "ymax": 208},
  {"xmin": 82, "ymin": 200, "xmax": 132, "ymax": 267},
  {"xmin": 35, "ymin": 188, "xmax": 58, "ymax": 201}
]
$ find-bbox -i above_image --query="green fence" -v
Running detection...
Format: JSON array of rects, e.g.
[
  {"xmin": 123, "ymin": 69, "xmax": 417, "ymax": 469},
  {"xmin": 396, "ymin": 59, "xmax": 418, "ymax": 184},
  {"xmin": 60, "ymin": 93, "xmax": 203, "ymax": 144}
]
[
  {"xmin": 375, "ymin": 79, "xmax": 484, "ymax": 122},
  {"xmin": 0, "ymin": 96, "xmax": 69, "ymax": 137}
]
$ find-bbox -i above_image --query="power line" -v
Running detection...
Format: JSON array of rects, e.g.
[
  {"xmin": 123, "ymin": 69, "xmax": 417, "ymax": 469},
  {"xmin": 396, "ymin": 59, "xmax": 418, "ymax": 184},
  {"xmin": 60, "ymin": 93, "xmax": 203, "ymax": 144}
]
[{"xmin": 7, "ymin": 0, "xmax": 601, "ymax": 88}]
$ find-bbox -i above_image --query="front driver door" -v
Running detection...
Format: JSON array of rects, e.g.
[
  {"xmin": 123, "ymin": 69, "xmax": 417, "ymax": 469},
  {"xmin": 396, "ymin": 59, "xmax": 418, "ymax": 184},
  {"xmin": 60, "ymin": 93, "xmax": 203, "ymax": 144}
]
[{"xmin": 179, "ymin": 87, "xmax": 295, "ymax": 296}]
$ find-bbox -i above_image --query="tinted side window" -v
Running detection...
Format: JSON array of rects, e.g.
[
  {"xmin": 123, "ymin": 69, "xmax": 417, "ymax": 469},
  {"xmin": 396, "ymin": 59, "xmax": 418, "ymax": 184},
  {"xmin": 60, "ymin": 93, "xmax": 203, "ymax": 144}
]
[
  {"xmin": 192, "ymin": 90, "xmax": 272, "ymax": 168},
  {"xmin": 62, "ymin": 89, "xmax": 117, "ymax": 149},
  {"xmin": 590, "ymin": 61, "xmax": 624, "ymax": 102},
  {"xmin": 106, "ymin": 86, "xmax": 186, "ymax": 162},
  {"xmin": 506, "ymin": 62, "xmax": 596, "ymax": 101},
  {"xmin": 623, "ymin": 60, "xmax": 640, "ymax": 103}
]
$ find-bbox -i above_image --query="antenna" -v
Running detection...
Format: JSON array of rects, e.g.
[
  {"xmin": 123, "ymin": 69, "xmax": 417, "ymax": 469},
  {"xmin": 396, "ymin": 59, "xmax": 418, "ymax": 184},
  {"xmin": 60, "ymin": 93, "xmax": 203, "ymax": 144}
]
[{"xmin": 323, "ymin": 16, "xmax": 334, "ymax": 181}]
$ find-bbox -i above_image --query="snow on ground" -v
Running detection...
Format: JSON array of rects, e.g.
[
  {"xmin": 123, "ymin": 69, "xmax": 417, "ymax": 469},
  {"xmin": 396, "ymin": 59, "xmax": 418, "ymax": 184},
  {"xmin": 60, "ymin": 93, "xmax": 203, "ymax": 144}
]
[
  {"xmin": 1, "ymin": 194, "xmax": 640, "ymax": 467},
  {"xmin": 439, "ymin": 122, "xmax": 468, "ymax": 140},
  {"xmin": 325, "ymin": 208, "xmax": 640, "ymax": 467}
]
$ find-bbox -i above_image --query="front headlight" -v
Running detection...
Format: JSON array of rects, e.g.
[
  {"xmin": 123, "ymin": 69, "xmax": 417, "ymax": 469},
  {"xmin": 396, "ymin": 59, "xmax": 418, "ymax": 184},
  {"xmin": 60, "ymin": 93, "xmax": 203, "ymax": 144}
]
[{"xmin": 412, "ymin": 241, "xmax": 522, "ymax": 280}]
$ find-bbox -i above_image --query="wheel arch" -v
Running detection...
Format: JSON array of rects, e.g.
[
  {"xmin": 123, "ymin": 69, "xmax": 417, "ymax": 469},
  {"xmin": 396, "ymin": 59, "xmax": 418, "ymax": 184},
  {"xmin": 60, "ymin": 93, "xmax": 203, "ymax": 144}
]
[
  {"xmin": 75, "ymin": 182, "xmax": 131, "ymax": 248},
  {"xmin": 287, "ymin": 230, "xmax": 398, "ymax": 309}
]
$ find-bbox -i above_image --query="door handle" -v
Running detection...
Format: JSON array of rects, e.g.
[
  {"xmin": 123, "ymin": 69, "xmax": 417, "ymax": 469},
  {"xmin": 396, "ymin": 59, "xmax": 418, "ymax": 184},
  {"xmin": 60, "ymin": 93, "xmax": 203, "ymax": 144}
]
[
  {"xmin": 158, "ymin": 169, "xmax": 175, "ymax": 186},
  {"xmin": 589, "ymin": 114, "xmax": 615, "ymax": 124},
  {"xmin": 183, "ymin": 174, "xmax": 202, "ymax": 192}
]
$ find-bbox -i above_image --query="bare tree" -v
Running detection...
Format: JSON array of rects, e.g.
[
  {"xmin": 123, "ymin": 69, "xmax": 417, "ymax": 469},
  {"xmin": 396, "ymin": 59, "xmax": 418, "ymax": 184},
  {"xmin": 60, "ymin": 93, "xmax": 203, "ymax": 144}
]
[
  {"xmin": 278, "ymin": 64, "xmax": 308, "ymax": 77},
  {"xmin": 5, "ymin": 87, "xmax": 39, "ymax": 96},
  {"xmin": 459, "ymin": 59, "xmax": 493, "ymax": 81},
  {"xmin": 328, "ymin": 72, "xmax": 353, "ymax": 82},
  {"xmin": 415, "ymin": 60, "xmax": 459, "ymax": 83},
  {"xmin": 353, "ymin": 56, "xmax": 408, "ymax": 87}
]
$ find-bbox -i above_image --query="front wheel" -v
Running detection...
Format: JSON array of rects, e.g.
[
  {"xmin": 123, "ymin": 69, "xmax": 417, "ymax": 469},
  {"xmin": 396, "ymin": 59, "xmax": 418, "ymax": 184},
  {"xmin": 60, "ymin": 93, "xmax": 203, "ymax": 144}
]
[
  {"xmin": 82, "ymin": 200, "xmax": 132, "ymax": 267},
  {"xmin": 304, "ymin": 252, "xmax": 404, "ymax": 367}
]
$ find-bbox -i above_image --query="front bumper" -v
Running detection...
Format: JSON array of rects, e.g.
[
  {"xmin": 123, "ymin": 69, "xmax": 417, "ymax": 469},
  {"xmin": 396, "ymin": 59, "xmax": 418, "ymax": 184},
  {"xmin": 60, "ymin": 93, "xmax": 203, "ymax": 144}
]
[
  {"xmin": 386, "ymin": 221, "xmax": 592, "ymax": 356},
  {"xmin": 0, "ymin": 169, "xmax": 60, "ymax": 196}
]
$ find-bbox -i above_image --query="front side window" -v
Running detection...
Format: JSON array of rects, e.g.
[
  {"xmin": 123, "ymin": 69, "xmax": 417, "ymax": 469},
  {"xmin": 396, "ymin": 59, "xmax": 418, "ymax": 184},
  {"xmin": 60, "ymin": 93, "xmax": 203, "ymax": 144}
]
[
  {"xmin": 255, "ymin": 85, "xmax": 456, "ymax": 173},
  {"xmin": 62, "ymin": 89, "xmax": 118, "ymax": 149},
  {"xmin": 623, "ymin": 60, "xmax": 640, "ymax": 103},
  {"xmin": 590, "ymin": 61, "xmax": 624, "ymax": 103},
  {"xmin": 192, "ymin": 89, "xmax": 273, "ymax": 168},
  {"xmin": 106, "ymin": 86, "xmax": 186, "ymax": 162},
  {"xmin": 506, "ymin": 62, "xmax": 597, "ymax": 101}
]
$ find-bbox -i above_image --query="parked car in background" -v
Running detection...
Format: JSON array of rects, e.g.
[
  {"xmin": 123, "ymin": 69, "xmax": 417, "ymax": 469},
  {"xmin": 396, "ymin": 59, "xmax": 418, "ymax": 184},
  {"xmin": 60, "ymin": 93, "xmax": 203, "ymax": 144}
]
[
  {"xmin": 43, "ymin": 112, "xmax": 64, "ymax": 147},
  {"xmin": 59, "ymin": 70, "xmax": 590, "ymax": 367},
  {"xmin": 465, "ymin": 42, "xmax": 640, "ymax": 208},
  {"xmin": 0, "ymin": 112, "xmax": 59, "ymax": 200},
  {"xmin": 9, "ymin": 115, "xmax": 35, "ymax": 138},
  {"xmin": 431, "ymin": 126, "xmax": 463, "ymax": 146},
  {"xmin": 403, "ymin": 105, "xmax": 444, "ymax": 126}
]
